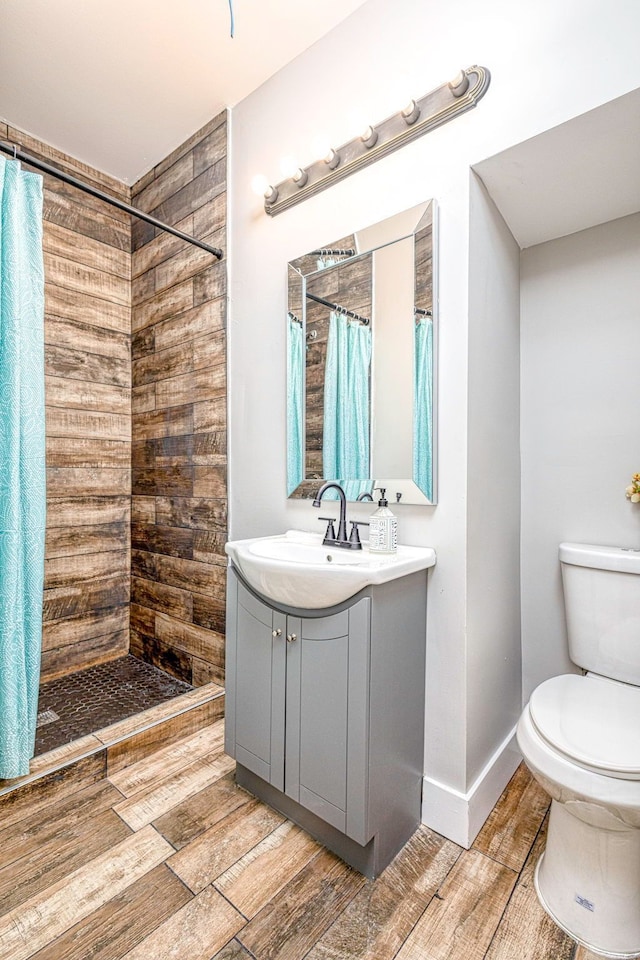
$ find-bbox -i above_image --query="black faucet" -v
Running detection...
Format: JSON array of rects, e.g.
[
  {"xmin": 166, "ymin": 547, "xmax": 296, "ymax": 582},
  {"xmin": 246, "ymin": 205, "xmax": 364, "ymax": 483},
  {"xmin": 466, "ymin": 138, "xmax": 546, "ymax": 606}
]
[
  {"xmin": 356, "ymin": 491, "xmax": 374, "ymax": 502},
  {"xmin": 313, "ymin": 481, "xmax": 367, "ymax": 549}
]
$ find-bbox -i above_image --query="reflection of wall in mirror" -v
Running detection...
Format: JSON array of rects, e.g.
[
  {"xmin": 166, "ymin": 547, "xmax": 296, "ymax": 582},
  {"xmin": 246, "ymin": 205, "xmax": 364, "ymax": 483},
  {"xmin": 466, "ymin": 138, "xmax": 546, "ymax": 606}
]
[{"xmin": 371, "ymin": 236, "xmax": 414, "ymax": 478}]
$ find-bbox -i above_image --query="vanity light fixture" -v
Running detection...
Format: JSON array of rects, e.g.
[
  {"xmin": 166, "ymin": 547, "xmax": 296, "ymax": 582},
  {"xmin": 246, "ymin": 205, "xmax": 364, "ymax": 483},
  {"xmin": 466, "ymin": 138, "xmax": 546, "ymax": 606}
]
[{"xmin": 262, "ymin": 65, "xmax": 490, "ymax": 216}]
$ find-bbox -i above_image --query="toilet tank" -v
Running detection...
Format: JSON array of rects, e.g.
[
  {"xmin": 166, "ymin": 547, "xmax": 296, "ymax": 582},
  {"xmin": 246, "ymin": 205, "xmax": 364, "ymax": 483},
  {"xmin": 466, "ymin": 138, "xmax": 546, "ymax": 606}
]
[{"xmin": 560, "ymin": 543, "xmax": 640, "ymax": 685}]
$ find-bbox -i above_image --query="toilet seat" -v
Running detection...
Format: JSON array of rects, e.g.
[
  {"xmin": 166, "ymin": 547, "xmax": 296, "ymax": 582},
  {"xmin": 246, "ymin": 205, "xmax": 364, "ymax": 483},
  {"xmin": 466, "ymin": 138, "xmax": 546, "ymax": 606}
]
[{"xmin": 530, "ymin": 674, "xmax": 640, "ymax": 781}]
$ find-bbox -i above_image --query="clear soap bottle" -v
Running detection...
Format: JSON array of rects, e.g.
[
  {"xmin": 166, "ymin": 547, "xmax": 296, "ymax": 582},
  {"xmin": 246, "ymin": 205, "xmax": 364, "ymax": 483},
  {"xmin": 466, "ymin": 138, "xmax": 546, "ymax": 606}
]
[{"xmin": 368, "ymin": 488, "xmax": 398, "ymax": 555}]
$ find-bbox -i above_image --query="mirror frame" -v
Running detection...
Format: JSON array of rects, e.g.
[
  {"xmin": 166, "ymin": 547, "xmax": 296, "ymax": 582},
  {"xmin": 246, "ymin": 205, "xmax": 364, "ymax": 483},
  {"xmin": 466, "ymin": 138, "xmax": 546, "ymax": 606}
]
[{"xmin": 287, "ymin": 200, "xmax": 438, "ymax": 506}]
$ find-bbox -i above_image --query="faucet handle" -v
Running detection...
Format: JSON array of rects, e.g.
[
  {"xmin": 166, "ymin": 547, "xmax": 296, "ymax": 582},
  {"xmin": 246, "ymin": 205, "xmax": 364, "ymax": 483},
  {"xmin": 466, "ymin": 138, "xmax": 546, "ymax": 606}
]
[
  {"xmin": 318, "ymin": 517, "xmax": 336, "ymax": 542},
  {"xmin": 348, "ymin": 520, "xmax": 369, "ymax": 549}
]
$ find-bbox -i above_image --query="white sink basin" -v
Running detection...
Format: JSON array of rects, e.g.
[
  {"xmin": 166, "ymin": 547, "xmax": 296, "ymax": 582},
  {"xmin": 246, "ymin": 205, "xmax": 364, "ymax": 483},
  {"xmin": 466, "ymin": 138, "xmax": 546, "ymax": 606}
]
[{"xmin": 225, "ymin": 529, "xmax": 436, "ymax": 609}]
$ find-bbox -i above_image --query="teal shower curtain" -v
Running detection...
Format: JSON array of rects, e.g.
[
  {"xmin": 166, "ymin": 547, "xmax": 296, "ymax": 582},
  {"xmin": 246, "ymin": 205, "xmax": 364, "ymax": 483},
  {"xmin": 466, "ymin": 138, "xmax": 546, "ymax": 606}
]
[
  {"xmin": 0, "ymin": 157, "xmax": 46, "ymax": 779},
  {"xmin": 323, "ymin": 311, "xmax": 372, "ymax": 500},
  {"xmin": 287, "ymin": 316, "xmax": 304, "ymax": 494},
  {"xmin": 413, "ymin": 316, "xmax": 433, "ymax": 501}
]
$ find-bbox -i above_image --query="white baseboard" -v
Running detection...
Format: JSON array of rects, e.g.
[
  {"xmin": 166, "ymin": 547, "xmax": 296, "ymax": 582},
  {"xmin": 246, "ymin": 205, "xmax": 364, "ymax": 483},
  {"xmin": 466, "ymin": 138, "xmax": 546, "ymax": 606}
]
[{"xmin": 421, "ymin": 724, "xmax": 522, "ymax": 848}]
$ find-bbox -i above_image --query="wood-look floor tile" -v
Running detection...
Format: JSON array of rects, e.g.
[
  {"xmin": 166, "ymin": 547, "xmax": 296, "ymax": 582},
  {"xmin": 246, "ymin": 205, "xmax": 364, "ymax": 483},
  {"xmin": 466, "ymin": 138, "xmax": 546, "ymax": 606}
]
[
  {"xmin": 238, "ymin": 848, "xmax": 366, "ymax": 960},
  {"xmin": 108, "ymin": 719, "xmax": 224, "ymax": 797},
  {"xmin": 211, "ymin": 940, "xmax": 254, "ymax": 960},
  {"xmin": 118, "ymin": 884, "xmax": 245, "ymax": 960},
  {"xmin": 394, "ymin": 849, "xmax": 517, "ymax": 960},
  {"xmin": 574, "ymin": 947, "xmax": 607, "ymax": 959},
  {"xmin": 168, "ymin": 798, "xmax": 285, "ymax": 893},
  {"xmin": 29, "ymin": 865, "xmax": 192, "ymax": 960},
  {"xmin": 473, "ymin": 763, "xmax": 551, "ymax": 871},
  {"xmin": 0, "ymin": 751, "xmax": 106, "ymax": 831},
  {"xmin": 112, "ymin": 752, "xmax": 234, "ymax": 830},
  {"xmin": 0, "ymin": 808, "xmax": 131, "ymax": 915},
  {"xmin": 484, "ymin": 817, "xmax": 575, "ymax": 960},
  {"xmin": 153, "ymin": 772, "xmax": 252, "ymax": 849},
  {"xmin": 0, "ymin": 779, "xmax": 122, "ymax": 871},
  {"xmin": 0, "ymin": 824, "xmax": 173, "ymax": 960},
  {"xmin": 305, "ymin": 826, "xmax": 462, "ymax": 960},
  {"xmin": 214, "ymin": 820, "xmax": 322, "ymax": 919}
]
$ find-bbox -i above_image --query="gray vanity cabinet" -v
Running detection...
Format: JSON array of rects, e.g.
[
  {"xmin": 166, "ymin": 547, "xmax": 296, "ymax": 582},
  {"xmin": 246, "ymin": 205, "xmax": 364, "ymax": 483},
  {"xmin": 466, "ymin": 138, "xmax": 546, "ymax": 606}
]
[
  {"xmin": 226, "ymin": 572, "xmax": 370, "ymax": 845},
  {"xmin": 225, "ymin": 565, "xmax": 428, "ymax": 878}
]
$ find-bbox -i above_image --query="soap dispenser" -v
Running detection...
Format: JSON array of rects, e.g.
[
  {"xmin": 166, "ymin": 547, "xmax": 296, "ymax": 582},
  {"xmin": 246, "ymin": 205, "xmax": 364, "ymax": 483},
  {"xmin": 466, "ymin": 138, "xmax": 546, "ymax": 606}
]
[{"xmin": 369, "ymin": 488, "xmax": 398, "ymax": 555}]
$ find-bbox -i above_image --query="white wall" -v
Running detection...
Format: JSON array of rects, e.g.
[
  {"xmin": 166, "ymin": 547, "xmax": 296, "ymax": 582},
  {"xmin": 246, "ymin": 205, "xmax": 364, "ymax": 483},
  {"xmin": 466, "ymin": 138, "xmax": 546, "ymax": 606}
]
[
  {"xmin": 520, "ymin": 212, "xmax": 640, "ymax": 700},
  {"xmin": 229, "ymin": 0, "xmax": 640, "ymax": 841}
]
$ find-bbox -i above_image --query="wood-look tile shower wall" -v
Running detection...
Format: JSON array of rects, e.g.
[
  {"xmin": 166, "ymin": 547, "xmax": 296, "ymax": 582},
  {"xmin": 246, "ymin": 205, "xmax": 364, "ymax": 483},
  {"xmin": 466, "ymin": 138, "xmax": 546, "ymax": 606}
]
[
  {"xmin": 130, "ymin": 112, "xmax": 228, "ymax": 687},
  {"xmin": 0, "ymin": 122, "xmax": 133, "ymax": 683}
]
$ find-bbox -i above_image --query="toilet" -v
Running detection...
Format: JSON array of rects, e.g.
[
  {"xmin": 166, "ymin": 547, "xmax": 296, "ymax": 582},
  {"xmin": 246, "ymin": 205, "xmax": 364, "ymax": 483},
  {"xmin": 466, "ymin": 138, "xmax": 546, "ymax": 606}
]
[{"xmin": 517, "ymin": 542, "xmax": 640, "ymax": 959}]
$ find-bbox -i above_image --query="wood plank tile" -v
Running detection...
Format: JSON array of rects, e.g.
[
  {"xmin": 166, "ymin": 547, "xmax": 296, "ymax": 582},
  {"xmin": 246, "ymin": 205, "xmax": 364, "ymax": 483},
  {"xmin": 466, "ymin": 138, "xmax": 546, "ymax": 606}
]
[
  {"xmin": 43, "ymin": 193, "xmax": 130, "ymax": 252},
  {"xmin": 46, "ymin": 407, "xmax": 130, "ymax": 441},
  {"xmin": 113, "ymin": 751, "xmax": 234, "ymax": 830},
  {"xmin": 193, "ymin": 463, "xmax": 227, "ymax": 498},
  {"xmin": 155, "ymin": 496, "xmax": 226, "ymax": 530},
  {"xmin": 29, "ymin": 865, "xmax": 192, "ymax": 960},
  {"xmin": 154, "ymin": 299, "xmax": 225, "ymax": 351},
  {"xmin": 192, "ymin": 658, "xmax": 224, "ymax": 685},
  {"xmin": 215, "ymin": 820, "xmax": 322, "ymax": 918},
  {"xmin": 168, "ymin": 799, "xmax": 286, "ymax": 893},
  {"xmin": 131, "ymin": 404, "xmax": 193, "ymax": 442},
  {"xmin": 0, "ymin": 779, "xmax": 122, "ymax": 872},
  {"xmin": 132, "ymin": 340, "xmax": 194, "ymax": 387},
  {"xmin": 132, "ymin": 212, "xmax": 195, "ymax": 280},
  {"xmin": 46, "ymin": 316, "xmax": 130, "ymax": 362},
  {"xmin": 131, "ymin": 575, "xmax": 193, "ymax": 620},
  {"xmin": 132, "ymin": 496, "xmax": 156, "ymax": 523},
  {"xmin": 0, "ymin": 825, "xmax": 172, "ymax": 960},
  {"xmin": 150, "ymin": 161, "xmax": 225, "ymax": 228},
  {"xmin": 119, "ymin": 883, "xmax": 244, "ymax": 960},
  {"xmin": 484, "ymin": 818, "xmax": 575, "ymax": 960},
  {"xmin": 45, "ymin": 551, "xmax": 129, "ymax": 589},
  {"xmin": 152, "ymin": 111, "xmax": 226, "ymax": 180},
  {"xmin": 193, "ymin": 123, "xmax": 227, "ymax": 178},
  {"xmin": 109, "ymin": 720, "xmax": 224, "ymax": 798},
  {"xmin": 41, "ymin": 632, "xmax": 129, "ymax": 682},
  {"xmin": 193, "ymin": 255, "xmax": 227, "ymax": 305},
  {"xmin": 473, "ymin": 763, "xmax": 550, "ymax": 872},
  {"xmin": 131, "ymin": 521, "xmax": 194, "ymax": 558},
  {"xmin": 43, "ymin": 220, "xmax": 130, "ymax": 279},
  {"xmin": 132, "ymin": 278, "xmax": 193, "ymax": 333},
  {"xmin": 95, "ymin": 682, "xmax": 223, "ymax": 745},
  {"xmin": 394, "ymin": 849, "xmax": 517, "ymax": 960},
  {"xmin": 46, "ymin": 343, "xmax": 130, "ymax": 387},
  {"xmin": 130, "ymin": 631, "xmax": 194, "ymax": 685},
  {"xmin": 134, "ymin": 152, "xmax": 194, "ymax": 216},
  {"xmin": 155, "ymin": 362, "xmax": 225, "ymax": 409},
  {"xmin": 44, "ymin": 252, "xmax": 129, "ymax": 305},
  {"xmin": 46, "ymin": 282, "xmax": 130, "ymax": 333},
  {"xmin": 192, "ymin": 594, "xmax": 226, "ymax": 633},
  {"xmin": 46, "ymin": 374, "xmax": 130, "ymax": 414},
  {"xmin": 211, "ymin": 942, "xmax": 253, "ymax": 960},
  {"xmin": 0, "ymin": 808, "xmax": 131, "ymax": 914},
  {"xmin": 43, "ymin": 572, "xmax": 129, "ymax": 622},
  {"xmin": 105, "ymin": 697, "xmax": 224, "ymax": 776},
  {"xmin": 155, "ymin": 613, "xmax": 225, "ymax": 677},
  {"xmin": 304, "ymin": 826, "xmax": 462, "ymax": 960},
  {"xmin": 132, "ymin": 381, "xmax": 156, "ymax": 414},
  {"xmin": 132, "ymin": 552, "xmax": 225, "ymax": 596},
  {"xmin": 0, "ymin": 750, "xmax": 106, "ymax": 832},
  {"xmin": 46, "ymin": 521, "xmax": 128, "ymax": 559},
  {"xmin": 46, "ymin": 466, "xmax": 131, "ymax": 497},
  {"xmin": 46, "ymin": 495, "xmax": 129, "ymax": 527},
  {"xmin": 154, "ymin": 772, "xmax": 251, "ymax": 850},
  {"xmin": 154, "ymin": 228, "xmax": 223, "ymax": 294},
  {"xmin": 193, "ymin": 396, "xmax": 226, "ymax": 433},
  {"xmin": 42, "ymin": 607, "xmax": 129, "ymax": 651},
  {"xmin": 238, "ymin": 848, "xmax": 365, "ymax": 960}
]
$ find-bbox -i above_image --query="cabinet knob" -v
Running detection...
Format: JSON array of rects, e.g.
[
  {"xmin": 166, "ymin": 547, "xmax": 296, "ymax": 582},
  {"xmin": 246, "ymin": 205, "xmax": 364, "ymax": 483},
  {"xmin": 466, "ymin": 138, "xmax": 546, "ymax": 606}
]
[
  {"xmin": 286, "ymin": 633, "xmax": 298, "ymax": 643},
  {"xmin": 272, "ymin": 628, "xmax": 282, "ymax": 638}
]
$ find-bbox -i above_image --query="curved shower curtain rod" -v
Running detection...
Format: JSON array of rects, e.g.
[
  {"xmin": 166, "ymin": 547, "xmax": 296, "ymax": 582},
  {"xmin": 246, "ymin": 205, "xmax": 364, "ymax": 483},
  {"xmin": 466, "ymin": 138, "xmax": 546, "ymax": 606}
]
[{"xmin": 0, "ymin": 141, "xmax": 224, "ymax": 261}]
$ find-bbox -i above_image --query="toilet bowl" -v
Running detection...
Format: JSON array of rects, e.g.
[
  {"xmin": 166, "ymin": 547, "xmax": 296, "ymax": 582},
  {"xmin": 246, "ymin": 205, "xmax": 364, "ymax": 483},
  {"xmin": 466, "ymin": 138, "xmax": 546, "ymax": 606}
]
[{"xmin": 518, "ymin": 544, "xmax": 640, "ymax": 958}]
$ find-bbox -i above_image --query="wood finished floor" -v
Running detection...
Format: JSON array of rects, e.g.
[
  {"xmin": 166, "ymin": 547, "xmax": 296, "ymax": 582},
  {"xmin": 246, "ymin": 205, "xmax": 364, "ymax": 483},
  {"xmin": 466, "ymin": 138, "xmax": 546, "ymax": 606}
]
[{"xmin": 0, "ymin": 718, "xmax": 602, "ymax": 960}]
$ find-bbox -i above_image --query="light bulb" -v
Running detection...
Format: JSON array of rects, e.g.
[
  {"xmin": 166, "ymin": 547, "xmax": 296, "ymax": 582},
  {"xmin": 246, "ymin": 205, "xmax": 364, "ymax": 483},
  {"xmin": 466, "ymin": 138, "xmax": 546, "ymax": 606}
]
[
  {"xmin": 279, "ymin": 155, "xmax": 298, "ymax": 179},
  {"xmin": 311, "ymin": 135, "xmax": 332, "ymax": 163},
  {"xmin": 250, "ymin": 174, "xmax": 270, "ymax": 197}
]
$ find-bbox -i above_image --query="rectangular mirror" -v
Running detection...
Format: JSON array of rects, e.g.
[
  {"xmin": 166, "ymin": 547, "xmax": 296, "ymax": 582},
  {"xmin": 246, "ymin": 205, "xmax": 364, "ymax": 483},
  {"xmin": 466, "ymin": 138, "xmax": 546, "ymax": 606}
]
[{"xmin": 287, "ymin": 200, "xmax": 437, "ymax": 505}]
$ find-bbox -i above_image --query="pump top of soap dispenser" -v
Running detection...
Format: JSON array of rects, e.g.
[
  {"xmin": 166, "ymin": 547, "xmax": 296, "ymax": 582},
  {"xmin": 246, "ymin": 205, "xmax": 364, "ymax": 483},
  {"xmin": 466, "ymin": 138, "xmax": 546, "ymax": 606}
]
[{"xmin": 375, "ymin": 488, "xmax": 388, "ymax": 506}]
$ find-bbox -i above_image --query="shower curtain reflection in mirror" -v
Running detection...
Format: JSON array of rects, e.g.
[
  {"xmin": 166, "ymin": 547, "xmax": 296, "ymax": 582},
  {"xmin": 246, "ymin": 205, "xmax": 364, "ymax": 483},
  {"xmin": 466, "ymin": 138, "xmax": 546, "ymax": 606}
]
[{"xmin": 0, "ymin": 157, "xmax": 46, "ymax": 779}]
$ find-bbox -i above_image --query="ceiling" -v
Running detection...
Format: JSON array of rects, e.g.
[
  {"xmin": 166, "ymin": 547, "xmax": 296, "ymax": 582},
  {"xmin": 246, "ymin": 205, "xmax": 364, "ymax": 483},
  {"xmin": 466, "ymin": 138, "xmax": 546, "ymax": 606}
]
[
  {"xmin": 474, "ymin": 87, "xmax": 640, "ymax": 249},
  {"xmin": 0, "ymin": 0, "xmax": 370, "ymax": 183}
]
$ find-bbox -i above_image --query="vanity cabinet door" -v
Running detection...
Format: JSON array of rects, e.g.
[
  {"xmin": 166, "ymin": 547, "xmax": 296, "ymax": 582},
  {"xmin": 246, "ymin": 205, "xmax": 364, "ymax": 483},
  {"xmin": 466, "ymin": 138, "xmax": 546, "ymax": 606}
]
[
  {"xmin": 231, "ymin": 581, "xmax": 286, "ymax": 790},
  {"xmin": 285, "ymin": 598, "xmax": 371, "ymax": 845}
]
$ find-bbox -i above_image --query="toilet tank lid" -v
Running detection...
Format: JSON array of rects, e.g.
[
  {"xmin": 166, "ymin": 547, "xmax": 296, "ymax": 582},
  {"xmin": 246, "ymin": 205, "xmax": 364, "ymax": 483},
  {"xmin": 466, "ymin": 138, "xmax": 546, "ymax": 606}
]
[
  {"xmin": 530, "ymin": 674, "xmax": 640, "ymax": 779},
  {"xmin": 559, "ymin": 542, "xmax": 640, "ymax": 574}
]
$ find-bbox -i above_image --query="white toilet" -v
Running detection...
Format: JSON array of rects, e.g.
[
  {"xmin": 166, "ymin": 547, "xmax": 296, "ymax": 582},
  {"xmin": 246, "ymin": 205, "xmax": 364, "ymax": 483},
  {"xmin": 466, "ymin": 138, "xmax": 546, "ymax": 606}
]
[{"xmin": 517, "ymin": 542, "xmax": 640, "ymax": 959}]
